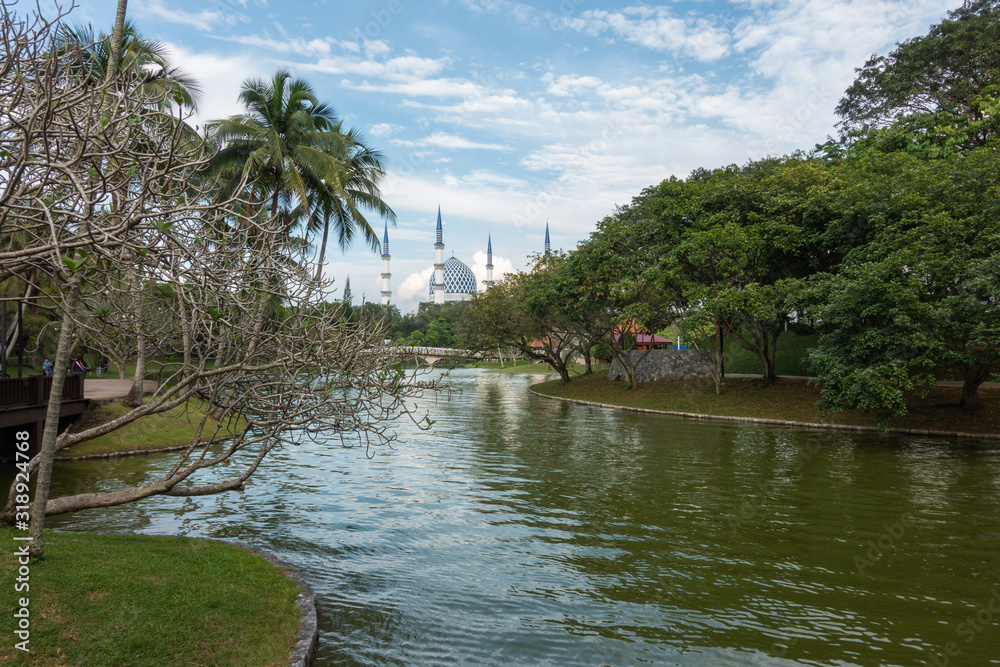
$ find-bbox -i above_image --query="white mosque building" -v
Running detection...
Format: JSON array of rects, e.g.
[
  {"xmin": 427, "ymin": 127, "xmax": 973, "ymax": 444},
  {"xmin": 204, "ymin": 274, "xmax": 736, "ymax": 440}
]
[
  {"xmin": 380, "ymin": 206, "xmax": 496, "ymax": 306},
  {"xmin": 379, "ymin": 207, "xmax": 551, "ymax": 306}
]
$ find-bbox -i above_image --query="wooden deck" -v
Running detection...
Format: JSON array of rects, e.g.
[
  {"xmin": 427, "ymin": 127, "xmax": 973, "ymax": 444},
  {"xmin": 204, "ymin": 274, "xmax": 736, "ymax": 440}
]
[{"xmin": 0, "ymin": 374, "xmax": 89, "ymax": 458}]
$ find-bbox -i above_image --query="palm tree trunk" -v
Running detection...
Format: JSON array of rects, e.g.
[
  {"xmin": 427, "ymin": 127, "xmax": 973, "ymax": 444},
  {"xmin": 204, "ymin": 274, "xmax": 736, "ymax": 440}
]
[
  {"xmin": 106, "ymin": 0, "xmax": 129, "ymax": 82},
  {"xmin": 313, "ymin": 213, "xmax": 331, "ymax": 283}
]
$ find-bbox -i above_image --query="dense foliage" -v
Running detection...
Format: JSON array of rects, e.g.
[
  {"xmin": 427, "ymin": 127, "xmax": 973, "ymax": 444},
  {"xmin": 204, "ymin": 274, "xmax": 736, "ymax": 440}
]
[{"xmin": 467, "ymin": 3, "xmax": 1000, "ymax": 426}]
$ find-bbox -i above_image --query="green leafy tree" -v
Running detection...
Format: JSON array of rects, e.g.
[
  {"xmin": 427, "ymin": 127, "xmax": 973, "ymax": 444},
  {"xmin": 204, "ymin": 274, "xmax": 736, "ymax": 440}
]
[
  {"xmin": 807, "ymin": 148, "xmax": 1000, "ymax": 423},
  {"xmin": 836, "ymin": 0, "xmax": 1000, "ymax": 140},
  {"xmin": 661, "ymin": 160, "xmax": 816, "ymax": 384},
  {"xmin": 465, "ymin": 260, "xmax": 577, "ymax": 383},
  {"xmin": 569, "ymin": 218, "xmax": 677, "ymax": 387},
  {"xmin": 342, "ymin": 275, "xmax": 353, "ymax": 309},
  {"xmin": 397, "ymin": 302, "xmax": 471, "ymax": 343}
]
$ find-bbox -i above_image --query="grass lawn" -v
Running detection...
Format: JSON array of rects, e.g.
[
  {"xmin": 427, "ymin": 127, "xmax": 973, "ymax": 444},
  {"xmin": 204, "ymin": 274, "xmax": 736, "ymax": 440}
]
[
  {"xmin": 64, "ymin": 400, "xmax": 244, "ymax": 458},
  {"xmin": 0, "ymin": 528, "xmax": 300, "ymax": 666},
  {"xmin": 532, "ymin": 373, "xmax": 1000, "ymax": 436}
]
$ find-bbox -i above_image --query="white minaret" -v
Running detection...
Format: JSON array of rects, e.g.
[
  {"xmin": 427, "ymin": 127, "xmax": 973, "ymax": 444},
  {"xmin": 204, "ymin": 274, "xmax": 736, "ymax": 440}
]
[
  {"xmin": 485, "ymin": 235, "xmax": 494, "ymax": 288},
  {"xmin": 433, "ymin": 206, "xmax": 446, "ymax": 304},
  {"xmin": 380, "ymin": 223, "xmax": 391, "ymax": 306}
]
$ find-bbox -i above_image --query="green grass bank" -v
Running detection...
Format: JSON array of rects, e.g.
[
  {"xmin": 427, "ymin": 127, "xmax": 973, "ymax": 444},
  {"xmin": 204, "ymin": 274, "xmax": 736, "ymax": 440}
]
[
  {"xmin": 0, "ymin": 529, "xmax": 300, "ymax": 666},
  {"xmin": 531, "ymin": 373, "xmax": 1000, "ymax": 436},
  {"xmin": 64, "ymin": 400, "xmax": 244, "ymax": 458}
]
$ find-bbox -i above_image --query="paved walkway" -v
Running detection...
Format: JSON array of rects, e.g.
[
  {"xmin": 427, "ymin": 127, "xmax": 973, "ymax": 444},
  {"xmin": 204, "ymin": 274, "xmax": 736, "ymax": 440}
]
[{"xmin": 84, "ymin": 379, "xmax": 158, "ymax": 400}]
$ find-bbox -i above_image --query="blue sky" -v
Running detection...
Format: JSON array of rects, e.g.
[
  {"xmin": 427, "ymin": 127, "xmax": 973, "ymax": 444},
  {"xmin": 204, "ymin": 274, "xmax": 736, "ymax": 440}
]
[{"xmin": 71, "ymin": 0, "xmax": 960, "ymax": 314}]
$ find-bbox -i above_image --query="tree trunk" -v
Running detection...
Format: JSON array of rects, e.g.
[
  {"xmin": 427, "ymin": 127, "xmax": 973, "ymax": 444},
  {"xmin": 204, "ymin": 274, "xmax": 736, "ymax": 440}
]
[
  {"xmin": 960, "ymin": 363, "xmax": 992, "ymax": 409},
  {"xmin": 615, "ymin": 348, "xmax": 650, "ymax": 389},
  {"xmin": 313, "ymin": 213, "xmax": 331, "ymax": 283},
  {"xmin": 760, "ymin": 354, "xmax": 776, "ymax": 385},
  {"xmin": 123, "ymin": 331, "xmax": 146, "ymax": 407},
  {"xmin": 28, "ymin": 279, "xmax": 80, "ymax": 557},
  {"xmin": 710, "ymin": 348, "xmax": 723, "ymax": 395},
  {"xmin": 173, "ymin": 256, "xmax": 193, "ymax": 370},
  {"xmin": 106, "ymin": 0, "xmax": 129, "ymax": 83},
  {"xmin": 26, "ymin": 268, "xmax": 39, "ymax": 316},
  {"xmin": 717, "ymin": 320, "xmax": 725, "ymax": 379}
]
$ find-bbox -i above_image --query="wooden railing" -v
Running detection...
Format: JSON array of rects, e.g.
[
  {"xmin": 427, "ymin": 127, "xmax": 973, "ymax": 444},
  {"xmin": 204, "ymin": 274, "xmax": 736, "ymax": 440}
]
[{"xmin": 0, "ymin": 374, "xmax": 85, "ymax": 410}]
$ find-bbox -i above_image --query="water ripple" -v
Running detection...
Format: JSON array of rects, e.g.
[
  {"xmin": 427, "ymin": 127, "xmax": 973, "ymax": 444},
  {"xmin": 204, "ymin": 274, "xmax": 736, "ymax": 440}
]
[{"xmin": 28, "ymin": 368, "xmax": 1000, "ymax": 666}]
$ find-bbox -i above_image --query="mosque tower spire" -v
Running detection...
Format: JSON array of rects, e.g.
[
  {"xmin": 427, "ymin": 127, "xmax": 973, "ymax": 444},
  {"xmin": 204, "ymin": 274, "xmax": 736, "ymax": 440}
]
[
  {"xmin": 544, "ymin": 221, "xmax": 551, "ymax": 254},
  {"xmin": 433, "ymin": 205, "xmax": 446, "ymax": 304},
  {"xmin": 380, "ymin": 223, "xmax": 392, "ymax": 306},
  {"xmin": 485, "ymin": 234, "xmax": 494, "ymax": 288}
]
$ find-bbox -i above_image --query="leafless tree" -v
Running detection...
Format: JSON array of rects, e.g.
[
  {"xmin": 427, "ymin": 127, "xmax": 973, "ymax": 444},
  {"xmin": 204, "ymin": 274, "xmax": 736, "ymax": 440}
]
[{"xmin": 0, "ymin": 1, "xmax": 436, "ymax": 556}]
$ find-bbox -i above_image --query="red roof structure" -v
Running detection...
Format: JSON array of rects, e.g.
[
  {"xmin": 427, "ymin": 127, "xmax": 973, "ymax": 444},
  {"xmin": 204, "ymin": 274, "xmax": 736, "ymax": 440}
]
[{"xmin": 611, "ymin": 332, "xmax": 673, "ymax": 350}]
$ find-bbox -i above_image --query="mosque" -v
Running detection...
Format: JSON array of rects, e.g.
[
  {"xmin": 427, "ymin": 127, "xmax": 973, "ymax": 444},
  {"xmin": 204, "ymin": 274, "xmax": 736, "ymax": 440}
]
[{"xmin": 379, "ymin": 206, "xmax": 552, "ymax": 306}]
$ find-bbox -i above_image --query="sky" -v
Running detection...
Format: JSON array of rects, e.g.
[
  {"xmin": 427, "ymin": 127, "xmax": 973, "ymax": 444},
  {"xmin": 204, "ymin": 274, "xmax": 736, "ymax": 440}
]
[{"xmin": 67, "ymin": 0, "xmax": 961, "ymax": 314}]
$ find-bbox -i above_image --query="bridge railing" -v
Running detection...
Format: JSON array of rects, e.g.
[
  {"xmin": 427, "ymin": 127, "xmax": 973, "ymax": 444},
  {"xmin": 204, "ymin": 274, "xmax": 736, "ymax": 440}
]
[
  {"xmin": 391, "ymin": 346, "xmax": 488, "ymax": 359},
  {"xmin": 0, "ymin": 374, "xmax": 85, "ymax": 410}
]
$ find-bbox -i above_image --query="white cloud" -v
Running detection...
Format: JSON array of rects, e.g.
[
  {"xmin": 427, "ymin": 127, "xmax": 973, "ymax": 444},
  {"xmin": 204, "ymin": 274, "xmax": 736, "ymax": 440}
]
[
  {"xmin": 469, "ymin": 251, "xmax": 515, "ymax": 288},
  {"xmin": 215, "ymin": 34, "xmax": 345, "ymax": 58},
  {"xmin": 392, "ymin": 132, "xmax": 509, "ymax": 151},
  {"xmin": 346, "ymin": 77, "xmax": 483, "ymax": 98},
  {"xmin": 368, "ymin": 123, "xmax": 404, "ymax": 137},
  {"xmin": 363, "ymin": 40, "xmax": 392, "ymax": 58},
  {"xmin": 139, "ymin": 0, "xmax": 248, "ymax": 32},
  {"xmin": 544, "ymin": 73, "xmax": 603, "ymax": 97},
  {"xmin": 164, "ymin": 45, "xmax": 260, "ymax": 129},
  {"xmin": 459, "ymin": 0, "xmax": 537, "ymax": 24},
  {"xmin": 560, "ymin": 6, "xmax": 731, "ymax": 61},
  {"xmin": 307, "ymin": 54, "xmax": 450, "ymax": 80},
  {"xmin": 398, "ymin": 266, "xmax": 434, "ymax": 302}
]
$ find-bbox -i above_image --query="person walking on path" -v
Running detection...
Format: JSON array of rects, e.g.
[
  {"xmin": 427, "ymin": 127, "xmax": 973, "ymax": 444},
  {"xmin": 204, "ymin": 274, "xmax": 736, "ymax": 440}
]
[{"xmin": 72, "ymin": 355, "xmax": 89, "ymax": 376}]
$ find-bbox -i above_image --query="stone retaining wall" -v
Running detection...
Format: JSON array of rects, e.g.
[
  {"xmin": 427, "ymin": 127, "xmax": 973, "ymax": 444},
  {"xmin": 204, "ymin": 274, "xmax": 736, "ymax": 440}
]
[
  {"xmin": 608, "ymin": 349, "xmax": 712, "ymax": 383},
  {"xmin": 526, "ymin": 386, "xmax": 1000, "ymax": 441}
]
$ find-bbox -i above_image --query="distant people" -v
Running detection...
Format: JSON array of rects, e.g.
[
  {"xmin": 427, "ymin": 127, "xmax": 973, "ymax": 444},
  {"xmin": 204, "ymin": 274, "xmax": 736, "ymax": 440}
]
[
  {"xmin": 72, "ymin": 355, "xmax": 89, "ymax": 375},
  {"xmin": 96, "ymin": 357, "xmax": 107, "ymax": 378},
  {"xmin": 42, "ymin": 358, "xmax": 53, "ymax": 376}
]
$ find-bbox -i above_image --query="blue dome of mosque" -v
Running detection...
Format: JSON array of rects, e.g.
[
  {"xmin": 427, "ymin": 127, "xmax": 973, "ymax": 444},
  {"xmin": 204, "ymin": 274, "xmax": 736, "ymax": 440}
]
[{"xmin": 429, "ymin": 256, "xmax": 478, "ymax": 297}]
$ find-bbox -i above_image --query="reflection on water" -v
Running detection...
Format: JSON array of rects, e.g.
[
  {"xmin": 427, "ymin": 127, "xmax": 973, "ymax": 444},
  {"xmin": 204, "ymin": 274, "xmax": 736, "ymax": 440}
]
[{"xmin": 20, "ymin": 369, "xmax": 1000, "ymax": 665}]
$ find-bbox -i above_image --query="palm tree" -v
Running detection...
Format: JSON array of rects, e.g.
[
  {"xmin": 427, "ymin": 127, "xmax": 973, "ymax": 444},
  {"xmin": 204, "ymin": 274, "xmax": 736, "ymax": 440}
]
[
  {"xmin": 208, "ymin": 70, "xmax": 396, "ymax": 284},
  {"xmin": 207, "ymin": 69, "xmax": 347, "ymax": 225},
  {"xmin": 308, "ymin": 125, "xmax": 396, "ymax": 282},
  {"xmin": 59, "ymin": 20, "xmax": 202, "ymax": 110}
]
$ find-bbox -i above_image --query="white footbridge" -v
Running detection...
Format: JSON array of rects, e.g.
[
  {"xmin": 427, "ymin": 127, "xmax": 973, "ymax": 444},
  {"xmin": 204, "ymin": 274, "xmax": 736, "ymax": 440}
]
[{"xmin": 389, "ymin": 346, "xmax": 489, "ymax": 367}]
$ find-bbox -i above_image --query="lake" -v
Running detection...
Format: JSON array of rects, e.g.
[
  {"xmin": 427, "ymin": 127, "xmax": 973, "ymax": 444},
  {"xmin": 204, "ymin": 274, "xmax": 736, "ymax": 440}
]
[{"xmin": 44, "ymin": 368, "xmax": 1000, "ymax": 665}]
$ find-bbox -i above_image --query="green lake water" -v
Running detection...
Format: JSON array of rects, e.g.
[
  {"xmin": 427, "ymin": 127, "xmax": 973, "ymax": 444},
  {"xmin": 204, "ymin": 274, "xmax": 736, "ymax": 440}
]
[{"xmin": 38, "ymin": 369, "xmax": 1000, "ymax": 665}]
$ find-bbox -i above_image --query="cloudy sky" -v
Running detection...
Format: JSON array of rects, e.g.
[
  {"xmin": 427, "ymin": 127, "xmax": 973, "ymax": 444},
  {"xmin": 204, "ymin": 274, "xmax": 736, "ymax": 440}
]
[{"xmin": 71, "ymin": 0, "xmax": 959, "ymax": 313}]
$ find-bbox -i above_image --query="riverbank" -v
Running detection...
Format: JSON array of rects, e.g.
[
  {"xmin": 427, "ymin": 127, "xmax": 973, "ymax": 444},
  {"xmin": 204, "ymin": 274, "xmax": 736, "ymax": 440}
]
[
  {"xmin": 531, "ymin": 373, "xmax": 1000, "ymax": 437},
  {"xmin": 0, "ymin": 528, "xmax": 302, "ymax": 666},
  {"xmin": 62, "ymin": 400, "xmax": 244, "ymax": 459},
  {"xmin": 480, "ymin": 361, "xmax": 609, "ymax": 375}
]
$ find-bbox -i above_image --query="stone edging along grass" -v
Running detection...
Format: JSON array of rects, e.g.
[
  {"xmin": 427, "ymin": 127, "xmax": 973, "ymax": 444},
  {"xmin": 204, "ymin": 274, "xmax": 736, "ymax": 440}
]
[
  {"xmin": 220, "ymin": 541, "xmax": 319, "ymax": 667},
  {"xmin": 527, "ymin": 386, "xmax": 1000, "ymax": 442},
  {"xmin": 54, "ymin": 443, "xmax": 208, "ymax": 461}
]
